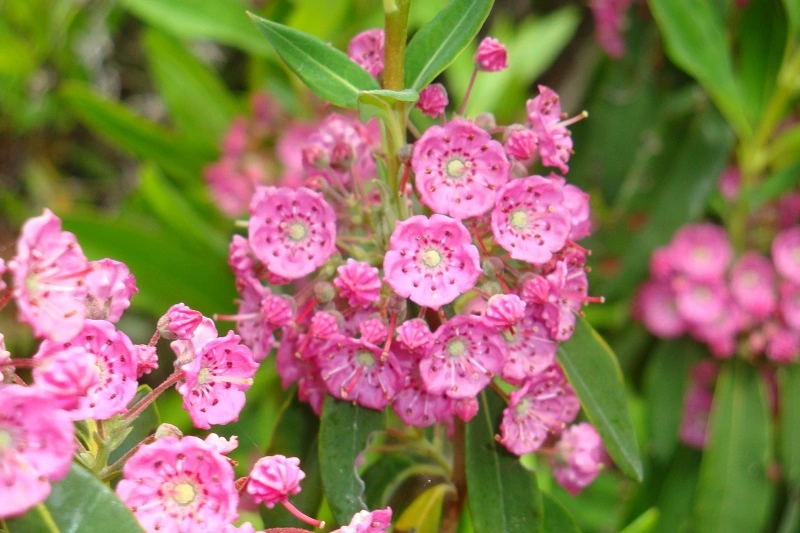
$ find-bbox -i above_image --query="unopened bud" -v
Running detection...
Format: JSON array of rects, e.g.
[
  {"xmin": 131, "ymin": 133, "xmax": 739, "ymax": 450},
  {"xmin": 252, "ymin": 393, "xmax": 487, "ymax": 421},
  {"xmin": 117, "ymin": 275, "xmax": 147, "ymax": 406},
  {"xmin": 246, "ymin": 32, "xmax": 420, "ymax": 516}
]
[
  {"xmin": 481, "ymin": 257, "xmax": 505, "ymax": 278},
  {"xmin": 155, "ymin": 423, "xmax": 183, "ymax": 440},
  {"xmin": 385, "ymin": 294, "xmax": 407, "ymax": 322},
  {"xmin": 314, "ymin": 281, "xmax": 336, "ymax": 303},
  {"xmin": 480, "ymin": 280, "xmax": 504, "ymax": 297},
  {"xmin": 302, "ymin": 145, "xmax": 329, "ymax": 169},
  {"xmin": 330, "ymin": 142, "xmax": 355, "ymax": 171},
  {"xmin": 398, "ymin": 143, "xmax": 414, "ymax": 163},
  {"xmin": 474, "ymin": 112, "xmax": 496, "ymax": 130}
]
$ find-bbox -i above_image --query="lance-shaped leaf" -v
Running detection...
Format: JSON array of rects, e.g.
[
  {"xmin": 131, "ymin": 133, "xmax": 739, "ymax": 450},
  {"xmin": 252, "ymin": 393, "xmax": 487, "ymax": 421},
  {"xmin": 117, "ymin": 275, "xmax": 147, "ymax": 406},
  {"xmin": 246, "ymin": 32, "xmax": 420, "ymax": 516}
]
[
  {"xmin": 5, "ymin": 463, "xmax": 143, "ymax": 532},
  {"xmin": 542, "ymin": 493, "xmax": 581, "ymax": 533},
  {"xmin": 405, "ymin": 0, "xmax": 494, "ymax": 91},
  {"xmin": 319, "ymin": 397, "xmax": 384, "ymax": 526},
  {"xmin": 694, "ymin": 361, "xmax": 773, "ymax": 532},
  {"xmin": 249, "ymin": 14, "xmax": 379, "ymax": 109},
  {"xmin": 466, "ymin": 390, "xmax": 543, "ymax": 533},
  {"xmin": 557, "ymin": 317, "xmax": 643, "ymax": 481},
  {"xmin": 780, "ymin": 364, "xmax": 800, "ymax": 486}
]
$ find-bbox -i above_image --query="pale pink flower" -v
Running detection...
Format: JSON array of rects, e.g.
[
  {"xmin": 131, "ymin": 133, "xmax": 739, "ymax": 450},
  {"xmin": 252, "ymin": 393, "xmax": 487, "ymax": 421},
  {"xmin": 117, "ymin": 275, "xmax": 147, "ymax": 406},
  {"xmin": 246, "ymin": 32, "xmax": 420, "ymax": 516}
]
[
  {"xmin": 500, "ymin": 314, "xmax": 557, "ymax": 385},
  {"xmin": 419, "ymin": 315, "xmax": 506, "ymax": 399},
  {"xmin": 526, "ymin": 86, "xmax": 577, "ymax": 174},
  {"xmin": 318, "ymin": 337, "xmax": 402, "ymax": 410},
  {"xmin": 332, "ymin": 507, "xmax": 393, "ymax": 533},
  {"xmin": 634, "ymin": 280, "xmax": 685, "ymax": 338},
  {"xmin": 204, "ymin": 433, "xmax": 238, "ymax": 455},
  {"xmin": 484, "ymin": 294, "xmax": 527, "ymax": 329},
  {"xmin": 8, "ymin": 208, "xmax": 89, "ymax": 342},
  {"xmin": 668, "ymin": 223, "xmax": 732, "ymax": 281},
  {"xmin": 498, "ymin": 366, "xmax": 580, "ymax": 455},
  {"xmin": 134, "ymin": 344, "xmax": 159, "ymax": 377},
  {"xmin": 348, "ymin": 29, "xmax": 385, "ymax": 79},
  {"xmin": 116, "ymin": 436, "xmax": 238, "ymax": 532},
  {"xmin": 205, "ymin": 157, "xmax": 263, "ymax": 217},
  {"xmin": 765, "ymin": 327, "xmax": 800, "ymax": 364},
  {"xmin": 411, "ymin": 119, "xmax": 509, "ymax": 219},
  {"xmin": 233, "ymin": 277, "xmax": 275, "ymax": 362},
  {"xmin": 247, "ymin": 455, "xmax": 305, "ymax": 508},
  {"xmin": 158, "ymin": 303, "xmax": 204, "ymax": 340},
  {"xmin": 0, "ymin": 385, "xmax": 75, "ymax": 519},
  {"xmin": 673, "ymin": 279, "xmax": 727, "ymax": 326},
  {"xmin": 491, "ymin": 175, "xmax": 571, "ymax": 265},
  {"xmin": 32, "ymin": 347, "xmax": 99, "ymax": 410},
  {"xmin": 416, "ymin": 84, "xmax": 449, "ymax": 117},
  {"xmin": 504, "ymin": 127, "xmax": 537, "ymax": 162},
  {"xmin": 34, "ymin": 319, "xmax": 138, "ymax": 420},
  {"xmin": 83, "ymin": 259, "xmax": 137, "ymax": 322},
  {"xmin": 171, "ymin": 316, "xmax": 218, "ymax": 368},
  {"xmin": 730, "ymin": 252, "xmax": 777, "ymax": 320},
  {"xmin": 773, "ymin": 227, "xmax": 800, "ymax": 284},
  {"xmin": 383, "ymin": 215, "xmax": 482, "ymax": 309},
  {"xmin": 248, "ymin": 186, "xmax": 337, "ymax": 280},
  {"xmin": 334, "ymin": 259, "xmax": 382, "ymax": 308},
  {"xmin": 178, "ymin": 330, "xmax": 258, "ymax": 429},
  {"xmin": 552, "ymin": 423, "xmax": 607, "ymax": 495},
  {"xmin": 475, "ymin": 37, "xmax": 508, "ymax": 72},
  {"xmin": 302, "ymin": 114, "xmax": 378, "ymax": 187}
]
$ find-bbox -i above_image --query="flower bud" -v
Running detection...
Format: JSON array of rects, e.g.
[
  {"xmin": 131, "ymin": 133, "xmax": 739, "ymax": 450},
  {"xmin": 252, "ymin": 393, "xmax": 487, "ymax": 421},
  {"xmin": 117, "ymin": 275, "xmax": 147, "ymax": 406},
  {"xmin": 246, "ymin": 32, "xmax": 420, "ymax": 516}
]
[
  {"xmin": 155, "ymin": 423, "xmax": 183, "ymax": 440},
  {"xmin": 314, "ymin": 281, "xmax": 336, "ymax": 303}
]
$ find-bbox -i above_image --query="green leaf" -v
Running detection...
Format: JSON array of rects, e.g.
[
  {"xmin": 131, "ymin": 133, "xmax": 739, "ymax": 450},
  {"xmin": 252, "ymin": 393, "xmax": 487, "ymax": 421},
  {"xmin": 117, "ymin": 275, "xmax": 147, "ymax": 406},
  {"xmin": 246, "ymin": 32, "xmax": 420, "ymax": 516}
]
[
  {"xmin": 108, "ymin": 385, "xmax": 160, "ymax": 464},
  {"xmin": 249, "ymin": 14, "xmax": 379, "ymax": 109},
  {"xmin": 652, "ymin": 449, "xmax": 701, "ymax": 533},
  {"xmin": 466, "ymin": 390, "xmax": 543, "ymax": 533},
  {"xmin": 119, "ymin": 0, "xmax": 274, "ymax": 56},
  {"xmin": 404, "ymin": 0, "xmax": 494, "ymax": 91},
  {"xmin": 785, "ymin": 0, "xmax": 800, "ymax": 37},
  {"xmin": 261, "ymin": 392, "xmax": 323, "ymax": 529},
  {"xmin": 749, "ymin": 160, "xmax": 800, "ymax": 210},
  {"xmin": 620, "ymin": 508, "xmax": 659, "ymax": 533},
  {"xmin": 143, "ymin": 29, "xmax": 240, "ymax": 148},
  {"xmin": 318, "ymin": 397, "xmax": 384, "ymax": 526},
  {"xmin": 557, "ymin": 317, "xmax": 643, "ymax": 481},
  {"xmin": 59, "ymin": 81, "xmax": 210, "ymax": 184},
  {"xmin": 780, "ymin": 364, "xmax": 800, "ymax": 486},
  {"xmin": 648, "ymin": 0, "xmax": 751, "ymax": 137},
  {"xmin": 542, "ymin": 493, "xmax": 581, "ymax": 533},
  {"xmin": 6, "ymin": 463, "xmax": 143, "ymax": 532},
  {"xmin": 361, "ymin": 454, "xmax": 415, "ymax": 509},
  {"xmin": 694, "ymin": 361, "xmax": 773, "ymax": 533},
  {"xmin": 395, "ymin": 483, "xmax": 452, "ymax": 533}
]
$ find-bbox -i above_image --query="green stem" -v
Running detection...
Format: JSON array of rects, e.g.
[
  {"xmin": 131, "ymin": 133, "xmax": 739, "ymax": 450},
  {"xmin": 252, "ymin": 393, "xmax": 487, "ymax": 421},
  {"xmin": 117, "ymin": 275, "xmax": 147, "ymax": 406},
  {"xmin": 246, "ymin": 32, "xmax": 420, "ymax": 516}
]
[{"xmin": 441, "ymin": 419, "xmax": 467, "ymax": 533}]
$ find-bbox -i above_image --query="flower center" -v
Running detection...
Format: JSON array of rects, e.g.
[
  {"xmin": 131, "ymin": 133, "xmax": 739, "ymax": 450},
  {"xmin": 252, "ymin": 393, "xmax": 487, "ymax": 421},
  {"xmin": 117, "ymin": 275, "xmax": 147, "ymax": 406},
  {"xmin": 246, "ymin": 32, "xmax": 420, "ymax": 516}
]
[
  {"xmin": 510, "ymin": 210, "xmax": 528, "ymax": 230},
  {"xmin": 173, "ymin": 482, "xmax": 196, "ymax": 506},
  {"xmin": 447, "ymin": 339, "xmax": 467, "ymax": 358},
  {"xmin": 692, "ymin": 246, "xmax": 710, "ymax": 263},
  {"xmin": 356, "ymin": 351, "xmax": 376, "ymax": 368},
  {"xmin": 421, "ymin": 249, "xmax": 442, "ymax": 268},
  {"xmin": 445, "ymin": 158, "xmax": 468, "ymax": 179},
  {"xmin": 197, "ymin": 368, "xmax": 211, "ymax": 385},
  {"xmin": 0, "ymin": 429, "xmax": 13, "ymax": 450},
  {"xmin": 515, "ymin": 397, "xmax": 531, "ymax": 416},
  {"xmin": 285, "ymin": 221, "xmax": 307, "ymax": 242}
]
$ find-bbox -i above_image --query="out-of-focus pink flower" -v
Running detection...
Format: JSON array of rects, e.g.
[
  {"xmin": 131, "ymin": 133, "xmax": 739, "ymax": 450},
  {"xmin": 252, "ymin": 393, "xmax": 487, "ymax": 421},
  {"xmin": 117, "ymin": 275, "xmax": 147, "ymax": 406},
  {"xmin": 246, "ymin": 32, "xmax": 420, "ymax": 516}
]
[
  {"xmin": 348, "ymin": 29, "xmax": 385, "ymax": 79},
  {"xmin": 730, "ymin": 252, "xmax": 777, "ymax": 320},
  {"xmin": 205, "ymin": 158, "xmax": 264, "ymax": 218},
  {"xmin": 634, "ymin": 280, "xmax": 685, "ymax": 338},
  {"xmin": 773, "ymin": 226, "xmax": 800, "ymax": 284},
  {"xmin": 475, "ymin": 37, "xmax": 508, "ymax": 72},
  {"xmin": 667, "ymin": 223, "xmax": 732, "ymax": 281},
  {"xmin": 590, "ymin": 0, "xmax": 634, "ymax": 59},
  {"xmin": 552, "ymin": 423, "xmax": 607, "ymax": 495},
  {"xmin": 717, "ymin": 166, "xmax": 741, "ymax": 201},
  {"xmin": 679, "ymin": 362, "xmax": 716, "ymax": 449},
  {"xmin": 247, "ymin": 455, "xmax": 305, "ymax": 508}
]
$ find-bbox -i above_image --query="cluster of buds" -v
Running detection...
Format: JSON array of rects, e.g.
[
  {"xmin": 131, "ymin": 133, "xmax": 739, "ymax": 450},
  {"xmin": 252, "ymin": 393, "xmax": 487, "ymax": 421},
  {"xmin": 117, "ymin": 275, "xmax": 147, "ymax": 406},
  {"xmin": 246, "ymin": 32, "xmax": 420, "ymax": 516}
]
[{"xmin": 215, "ymin": 33, "xmax": 607, "ymax": 495}]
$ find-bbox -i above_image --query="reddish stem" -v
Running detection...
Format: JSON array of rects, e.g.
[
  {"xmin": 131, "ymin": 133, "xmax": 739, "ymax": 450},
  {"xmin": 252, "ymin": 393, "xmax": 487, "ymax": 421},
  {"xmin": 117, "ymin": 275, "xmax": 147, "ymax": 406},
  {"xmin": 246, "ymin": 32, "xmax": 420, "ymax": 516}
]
[
  {"xmin": 280, "ymin": 500, "xmax": 325, "ymax": 529},
  {"xmin": 123, "ymin": 371, "xmax": 183, "ymax": 423}
]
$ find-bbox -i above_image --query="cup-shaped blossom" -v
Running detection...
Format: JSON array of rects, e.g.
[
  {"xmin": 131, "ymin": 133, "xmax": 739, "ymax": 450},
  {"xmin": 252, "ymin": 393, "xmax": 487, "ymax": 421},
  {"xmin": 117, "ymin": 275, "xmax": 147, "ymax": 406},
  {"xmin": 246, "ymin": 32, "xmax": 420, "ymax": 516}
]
[
  {"xmin": 247, "ymin": 455, "xmax": 305, "ymax": 508},
  {"xmin": 334, "ymin": 259, "xmax": 382, "ymax": 308},
  {"xmin": 504, "ymin": 127, "xmax": 537, "ymax": 162},
  {"xmin": 0, "ymin": 385, "xmax": 75, "ymax": 519},
  {"xmin": 500, "ymin": 314, "xmax": 557, "ymax": 385},
  {"xmin": 416, "ymin": 84, "xmax": 449, "ymax": 117},
  {"xmin": 730, "ymin": 252, "xmax": 777, "ymax": 320},
  {"xmin": 411, "ymin": 119, "xmax": 509, "ymax": 219},
  {"xmin": 773, "ymin": 226, "xmax": 800, "ymax": 284},
  {"xmin": 178, "ymin": 330, "xmax": 258, "ymax": 429},
  {"xmin": 116, "ymin": 436, "xmax": 238, "ymax": 533},
  {"xmin": 392, "ymin": 380, "xmax": 455, "ymax": 428},
  {"xmin": 34, "ymin": 319, "xmax": 138, "ymax": 420},
  {"xmin": 248, "ymin": 186, "xmax": 337, "ymax": 280},
  {"xmin": 419, "ymin": 315, "xmax": 506, "ymax": 399},
  {"xmin": 475, "ymin": 37, "xmax": 508, "ymax": 72},
  {"xmin": 552, "ymin": 423, "xmax": 607, "ymax": 495},
  {"xmin": 8, "ymin": 208, "xmax": 89, "ymax": 342},
  {"xmin": 668, "ymin": 223, "xmax": 732, "ymax": 281},
  {"xmin": 347, "ymin": 29, "xmax": 385, "ymax": 79},
  {"xmin": 32, "ymin": 347, "xmax": 99, "ymax": 410},
  {"xmin": 491, "ymin": 175, "xmax": 571, "ymax": 265},
  {"xmin": 84, "ymin": 258, "xmax": 137, "ymax": 322},
  {"xmin": 318, "ymin": 337, "xmax": 403, "ymax": 410},
  {"xmin": 498, "ymin": 366, "xmax": 580, "ymax": 455},
  {"xmin": 302, "ymin": 113, "xmax": 378, "ymax": 188},
  {"xmin": 383, "ymin": 215, "xmax": 482, "ymax": 310}
]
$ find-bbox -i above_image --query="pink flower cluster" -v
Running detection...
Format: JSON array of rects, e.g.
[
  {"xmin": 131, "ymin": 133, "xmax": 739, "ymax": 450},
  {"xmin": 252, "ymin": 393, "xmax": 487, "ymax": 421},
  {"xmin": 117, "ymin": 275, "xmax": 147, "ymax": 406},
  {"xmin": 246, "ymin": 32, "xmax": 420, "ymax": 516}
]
[{"xmin": 636, "ymin": 223, "xmax": 800, "ymax": 362}]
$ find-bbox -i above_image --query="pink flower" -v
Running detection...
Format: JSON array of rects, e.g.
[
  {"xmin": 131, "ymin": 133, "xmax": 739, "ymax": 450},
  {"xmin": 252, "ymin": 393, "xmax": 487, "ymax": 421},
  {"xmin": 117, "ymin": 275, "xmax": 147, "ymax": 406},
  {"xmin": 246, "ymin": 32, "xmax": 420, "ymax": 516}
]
[
  {"xmin": 204, "ymin": 433, "xmax": 238, "ymax": 455},
  {"xmin": 491, "ymin": 175, "xmax": 572, "ymax": 265},
  {"xmin": 247, "ymin": 455, "xmax": 305, "ymax": 508},
  {"xmin": 116, "ymin": 436, "xmax": 238, "ymax": 532},
  {"xmin": 383, "ymin": 215, "xmax": 482, "ymax": 309},
  {"xmin": 552, "ymin": 423, "xmax": 607, "ymax": 495},
  {"xmin": 8, "ymin": 209, "xmax": 89, "ymax": 342},
  {"xmin": 348, "ymin": 29, "xmax": 385, "ymax": 79},
  {"xmin": 302, "ymin": 114, "xmax": 378, "ymax": 188},
  {"xmin": 205, "ymin": 157, "xmax": 263, "ymax": 217},
  {"xmin": 396, "ymin": 318, "xmax": 434, "ymax": 352},
  {"xmin": 334, "ymin": 259, "xmax": 382, "ymax": 308},
  {"xmin": 484, "ymin": 294, "xmax": 527, "ymax": 329},
  {"xmin": 170, "ymin": 316, "xmax": 218, "ymax": 368},
  {"xmin": 780, "ymin": 281, "xmax": 800, "ymax": 330},
  {"xmin": 773, "ymin": 226, "xmax": 800, "ymax": 284},
  {"xmin": 416, "ymin": 84, "xmax": 449, "ymax": 117},
  {"xmin": 504, "ymin": 127, "xmax": 537, "ymax": 162},
  {"xmin": 500, "ymin": 314, "xmax": 556, "ymax": 385},
  {"xmin": 679, "ymin": 362, "xmax": 716, "ymax": 449},
  {"xmin": 32, "ymin": 347, "xmax": 99, "ymax": 410},
  {"xmin": 526, "ymin": 86, "xmax": 577, "ymax": 174},
  {"xmin": 475, "ymin": 37, "xmax": 508, "ymax": 72},
  {"xmin": 276, "ymin": 328, "xmax": 326, "ymax": 415},
  {"xmin": 318, "ymin": 337, "xmax": 402, "ymax": 410},
  {"xmin": 0, "ymin": 385, "xmax": 75, "ymax": 519},
  {"xmin": 34, "ymin": 319, "xmax": 138, "ymax": 420},
  {"xmin": 134, "ymin": 344, "xmax": 159, "ymax": 377},
  {"xmin": 634, "ymin": 280, "xmax": 685, "ymax": 338},
  {"xmin": 158, "ymin": 303, "xmax": 204, "ymax": 340},
  {"xmin": 233, "ymin": 277, "xmax": 275, "ymax": 362},
  {"xmin": 332, "ymin": 507, "xmax": 393, "ymax": 533},
  {"xmin": 360, "ymin": 318, "xmax": 388, "ymax": 344},
  {"xmin": 718, "ymin": 166, "xmax": 741, "ymax": 201},
  {"xmin": 229, "ymin": 234, "xmax": 261, "ymax": 284},
  {"xmin": 668, "ymin": 223, "xmax": 732, "ymax": 281},
  {"xmin": 178, "ymin": 330, "xmax": 258, "ymax": 429},
  {"xmin": 392, "ymin": 378, "xmax": 455, "ymax": 428},
  {"xmin": 730, "ymin": 252, "xmax": 777, "ymax": 320},
  {"xmin": 673, "ymin": 279, "xmax": 727, "ymax": 325},
  {"xmin": 419, "ymin": 315, "xmax": 506, "ymax": 399},
  {"xmin": 498, "ymin": 366, "xmax": 580, "ymax": 455},
  {"xmin": 590, "ymin": 0, "xmax": 634, "ymax": 58},
  {"xmin": 84, "ymin": 258, "xmax": 137, "ymax": 322},
  {"xmin": 411, "ymin": 119, "xmax": 509, "ymax": 219},
  {"xmin": 766, "ymin": 326, "xmax": 800, "ymax": 363},
  {"xmin": 248, "ymin": 186, "xmax": 337, "ymax": 280}
]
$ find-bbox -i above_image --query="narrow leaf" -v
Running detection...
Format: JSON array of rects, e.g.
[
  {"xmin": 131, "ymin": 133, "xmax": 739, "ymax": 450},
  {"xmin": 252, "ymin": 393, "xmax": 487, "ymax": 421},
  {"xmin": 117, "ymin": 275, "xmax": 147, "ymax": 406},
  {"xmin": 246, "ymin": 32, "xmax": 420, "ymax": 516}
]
[
  {"xmin": 466, "ymin": 390, "xmax": 543, "ymax": 533},
  {"xmin": 318, "ymin": 397, "xmax": 384, "ymax": 526},
  {"xmin": 694, "ymin": 361, "xmax": 773, "ymax": 532},
  {"xmin": 541, "ymin": 493, "xmax": 581, "ymax": 533},
  {"xmin": 557, "ymin": 317, "xmax": 643, "ymax": 481},
  {"xmin": 405, "ymin": 0, "xmax": 494, "ymax": 91},
  {"xmin": 249, "ymin": 14, "xmax": 379, "ymax": 108},
  {"xmin": 648, "ymin": 0, "xmax": 751, "ymax": 137},
  {"xmin": 395, "ymin": 483, "xmax": 451, "ymax": 533},
  {"xmin": 6, "ymin": 463, "xmax": 143, "ymax": 532},
  {"xmin": 780, "ymin": 364, "xmax": 800, "ymax": 486}
]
